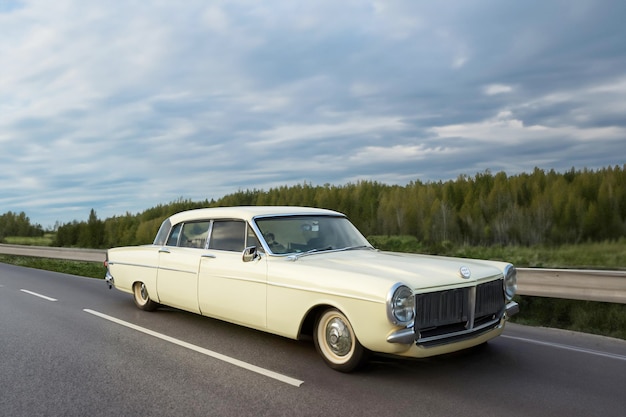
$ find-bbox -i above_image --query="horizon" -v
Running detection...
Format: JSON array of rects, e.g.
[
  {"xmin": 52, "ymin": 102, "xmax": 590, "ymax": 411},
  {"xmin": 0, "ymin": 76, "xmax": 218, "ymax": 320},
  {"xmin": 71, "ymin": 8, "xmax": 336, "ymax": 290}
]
[{"xmin": 7, "ymin": 164, "xmax": 623, "ymax": 229}]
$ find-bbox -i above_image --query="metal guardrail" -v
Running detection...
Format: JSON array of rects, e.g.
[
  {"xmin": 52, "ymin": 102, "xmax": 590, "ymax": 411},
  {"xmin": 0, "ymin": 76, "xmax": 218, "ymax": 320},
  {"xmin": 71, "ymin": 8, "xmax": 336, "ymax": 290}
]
[
  {"xmin": 0, "ymin": 244, "xmax": 106, "ymax": 263},
  {"xmin": 1, "ymin": 244, "xmax": 624, "ymax": 303},
  {"xmin": 516, "ymin": 267, "xmax": 626, "ymax": 304}
]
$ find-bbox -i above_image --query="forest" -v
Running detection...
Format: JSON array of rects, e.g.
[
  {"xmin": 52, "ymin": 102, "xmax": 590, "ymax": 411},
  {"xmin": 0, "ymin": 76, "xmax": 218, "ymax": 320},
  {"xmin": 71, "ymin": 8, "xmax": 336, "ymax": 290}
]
[
  {"xmin": 54, "ymin": 165, "xmax": 626, "ymax": 249},
  {"xmin": 0, "ymin": 211, "xmax": 44, "ymax": 241},
  {"xmin": 2, "ymin": 166, "xmax": 625, "ymax": 250}
]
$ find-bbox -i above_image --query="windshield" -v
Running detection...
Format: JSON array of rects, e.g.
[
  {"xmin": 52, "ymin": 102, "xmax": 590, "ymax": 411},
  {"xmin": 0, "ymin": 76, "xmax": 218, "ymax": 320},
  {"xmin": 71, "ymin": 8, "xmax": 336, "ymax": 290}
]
[{"xmin": 255, "ymin": 215, "xmax": 371, "ymax": 255}]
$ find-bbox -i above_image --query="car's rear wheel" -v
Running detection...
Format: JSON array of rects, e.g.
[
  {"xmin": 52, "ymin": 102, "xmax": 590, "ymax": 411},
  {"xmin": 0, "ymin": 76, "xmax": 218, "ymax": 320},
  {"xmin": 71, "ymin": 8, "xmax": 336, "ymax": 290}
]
[
  {"xmin": 133, "ymin": 282, "xmax": 158, "ymax": 311},
  {"xmin": 314, "ymin": 308, "xmax": 368, "ymax": 372}
]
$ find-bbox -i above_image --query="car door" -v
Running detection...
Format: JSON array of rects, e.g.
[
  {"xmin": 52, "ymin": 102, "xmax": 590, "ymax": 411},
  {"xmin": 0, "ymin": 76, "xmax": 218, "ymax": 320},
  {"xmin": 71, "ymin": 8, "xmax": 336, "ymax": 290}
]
[
  {"xmin": 197, "ymin": 220, "xmax": 267, "ymax": 328},
  {"xmin": 156, "ymin": 221, "xmax": 210, "ymax": 313}
]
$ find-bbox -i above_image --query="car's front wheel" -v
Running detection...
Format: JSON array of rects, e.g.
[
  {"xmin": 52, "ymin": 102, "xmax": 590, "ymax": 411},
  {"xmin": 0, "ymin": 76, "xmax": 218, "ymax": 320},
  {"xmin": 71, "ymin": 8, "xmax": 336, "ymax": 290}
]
[
  {"xmin": 314, "ymin": 308, "xmax": 368, "ymax": 372},
  {"xmin": 133, "ymin": 282, "xmax": 158, "ymax": 311}
]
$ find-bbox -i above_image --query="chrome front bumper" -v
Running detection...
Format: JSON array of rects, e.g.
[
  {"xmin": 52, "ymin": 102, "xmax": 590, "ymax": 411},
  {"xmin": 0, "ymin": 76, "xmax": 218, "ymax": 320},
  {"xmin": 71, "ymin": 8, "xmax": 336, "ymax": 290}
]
[
  {"xmin": 505, "ymin": 300, "xmax": 520, "ymax": 317},
  {"xmin": 387, "ymin": 301, "xmax": 519, "ymax": 345}
]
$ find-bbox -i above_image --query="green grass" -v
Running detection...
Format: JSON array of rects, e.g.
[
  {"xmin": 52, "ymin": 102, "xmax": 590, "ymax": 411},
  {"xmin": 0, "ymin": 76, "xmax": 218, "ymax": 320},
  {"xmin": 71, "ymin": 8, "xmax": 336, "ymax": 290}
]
[
  {"xmin": 3, "ymin": 234, "xmax": 56, "ymax": 246},
  {"xmin": 368, "ymin": 236, "xmax": 626, "ymax": 269},
  {"xmin": 449, "ymin": 241, "xmax": 626, "ymax": 270},
  {"xmin": 511, "ymin": 296, "xmax": 626, "ymax": 340},
  {"xmin": 0, "ymin": 254, "xmax": 104, "ymax": 279}
]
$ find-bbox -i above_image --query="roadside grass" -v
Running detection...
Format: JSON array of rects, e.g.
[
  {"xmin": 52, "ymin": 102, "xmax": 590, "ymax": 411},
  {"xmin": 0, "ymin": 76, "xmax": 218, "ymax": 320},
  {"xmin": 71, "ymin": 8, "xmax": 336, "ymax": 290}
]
[
  {"xmin": 511, "ymin": 296, "xmax": 626, "ymax": 340},
  {"xmin": 367, "ymin": 235, "xmax": 626, "ymax": 269},
  {"xmin": 449, "ymin": 241, "xmax": 626, "ymax": 270},
  {"xmin": 3, "ymin": 234, "xmax": 55, "ymax": 246},
  {"xmin": 0, "ymin": 254, "xmax": 103, "ymax": 279}
]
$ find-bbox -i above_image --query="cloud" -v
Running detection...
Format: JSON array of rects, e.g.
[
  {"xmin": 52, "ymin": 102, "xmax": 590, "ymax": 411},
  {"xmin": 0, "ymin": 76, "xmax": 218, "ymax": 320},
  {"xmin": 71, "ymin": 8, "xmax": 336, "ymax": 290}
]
[
  {"xmin": 484, "ymin": 84, "xmax": 514, "ymax": 95},
  {"xmin": 1, "ymin": 0, "xmax": 625, "ymax": 228},
  {"xmin": 254, "ymin": 116, "xmax": 407, "ymax": 146}
]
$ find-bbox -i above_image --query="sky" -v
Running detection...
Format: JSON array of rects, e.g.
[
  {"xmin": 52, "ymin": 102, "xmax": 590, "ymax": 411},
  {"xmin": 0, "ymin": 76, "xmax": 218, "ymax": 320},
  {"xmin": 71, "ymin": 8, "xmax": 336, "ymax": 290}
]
[{"xmin": 1, "ymin": 0, "xmax": 625, "ymax": 229}]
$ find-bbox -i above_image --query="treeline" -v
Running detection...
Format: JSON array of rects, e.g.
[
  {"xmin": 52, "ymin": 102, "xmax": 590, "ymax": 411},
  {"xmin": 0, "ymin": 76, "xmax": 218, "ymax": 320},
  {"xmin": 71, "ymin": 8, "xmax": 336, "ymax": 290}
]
[
  {"xmin": 47, "ymin": 166, "xmax": 626, "ymax": 249},
  {"xmin": 54, "ymin": 203, "xmax": 206, "ymax": 248},
  {"xmin": 0, "ymin": 211, "xmax": 44, "ymax": 242}
]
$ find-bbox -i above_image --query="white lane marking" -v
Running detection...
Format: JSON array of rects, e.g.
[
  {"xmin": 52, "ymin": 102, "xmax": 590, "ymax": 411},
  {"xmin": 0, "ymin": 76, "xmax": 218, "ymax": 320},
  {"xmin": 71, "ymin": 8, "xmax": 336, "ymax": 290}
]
[
  {"xmin": 20, "ymin": 289, "xmax": 58, "ymax": 302},
  {"xmin": 502, "ymin": 335, "xmax": 626, "ymax": 361},
  {"xmin": 83, "ymin": 309, "xmax": 304, "ymax": 387}
]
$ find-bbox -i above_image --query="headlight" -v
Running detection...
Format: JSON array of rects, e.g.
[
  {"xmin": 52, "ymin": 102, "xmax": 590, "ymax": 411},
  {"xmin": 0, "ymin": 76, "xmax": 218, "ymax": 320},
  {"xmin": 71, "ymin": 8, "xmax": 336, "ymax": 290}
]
[
  {"xmin": 387, "ymin": 283, "xmax": 415, "ymax": 326},
  {"xmin": 503, "ymin": 264, "xmax": 517, "ymax": 300}
]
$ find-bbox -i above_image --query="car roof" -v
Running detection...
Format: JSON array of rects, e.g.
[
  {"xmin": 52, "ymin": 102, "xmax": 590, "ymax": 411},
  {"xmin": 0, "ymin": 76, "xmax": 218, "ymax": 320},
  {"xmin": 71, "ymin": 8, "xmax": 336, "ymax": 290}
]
[{"xmin": 168, "ymin": 206, "xmax": 345, "ymax": 224}]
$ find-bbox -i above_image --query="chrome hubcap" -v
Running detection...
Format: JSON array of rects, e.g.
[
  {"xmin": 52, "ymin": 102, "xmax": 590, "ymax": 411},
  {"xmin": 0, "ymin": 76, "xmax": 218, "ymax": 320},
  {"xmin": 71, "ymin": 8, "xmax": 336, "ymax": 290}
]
[
  {"xmin": 140, "ymin": 283, "xmax": 148, "ymax": 300},
  {"xmin": 325, "ymin": 317, "xmax": 352, "ymax": 357}
]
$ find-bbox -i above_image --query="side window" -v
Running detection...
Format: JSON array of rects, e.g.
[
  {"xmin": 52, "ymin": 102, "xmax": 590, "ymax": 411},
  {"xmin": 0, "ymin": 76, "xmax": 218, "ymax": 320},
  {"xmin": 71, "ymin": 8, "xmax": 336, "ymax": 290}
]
[
  {"xmin": 246, "ymin": 224, "xmax": 263, "ymax": 252},
  {"xmin": 166, "ymin": 223, "xmax": 182, "ymax": 246},
  {"xmin": 209, "ymin": 220, "xmax": 246, "ymax": 252},
  {"xmin": 180, "ymin": 221, "xmax": 210, "ymax": 248},
  {"xmin": 153, "ymin": 219, "xmax": 171, "ymax": 246}
]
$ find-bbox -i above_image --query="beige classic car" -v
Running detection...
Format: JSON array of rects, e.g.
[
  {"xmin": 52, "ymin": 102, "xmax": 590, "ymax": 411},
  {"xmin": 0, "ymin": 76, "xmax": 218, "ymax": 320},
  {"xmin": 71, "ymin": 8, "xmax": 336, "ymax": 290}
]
[{"xmin": 105, "ymin": 206, "xmax": 519, "ymax": 372}]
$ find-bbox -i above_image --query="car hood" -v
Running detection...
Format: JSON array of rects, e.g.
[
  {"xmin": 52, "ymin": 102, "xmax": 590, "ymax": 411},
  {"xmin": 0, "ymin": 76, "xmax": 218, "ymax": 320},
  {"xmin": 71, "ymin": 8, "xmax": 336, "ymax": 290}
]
[{"xmin": 279, "ymin": 249, "xmax": 506, "ymax": 293}]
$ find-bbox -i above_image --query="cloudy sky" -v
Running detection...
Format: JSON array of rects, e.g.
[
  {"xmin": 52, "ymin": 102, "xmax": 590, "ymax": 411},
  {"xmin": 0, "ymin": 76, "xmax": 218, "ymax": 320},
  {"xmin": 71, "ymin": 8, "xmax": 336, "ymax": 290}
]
[{"xmin": 1, "ymin": 0, "xmax": 625, "ymax": 228}]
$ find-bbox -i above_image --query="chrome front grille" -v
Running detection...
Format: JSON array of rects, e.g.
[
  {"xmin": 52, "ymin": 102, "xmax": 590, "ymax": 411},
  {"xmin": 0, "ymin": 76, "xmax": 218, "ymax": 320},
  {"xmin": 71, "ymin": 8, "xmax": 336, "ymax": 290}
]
[
  {"xmin": 416, "ymin": 287, "xmax": 469, "ymax": 328},
  {"xmin": 475, "ymin": 279, "xmax": 505, "ymax": 321},
  {"xmin": 415, "ymin": 279, "xmax": 505, "ymax": 345}
]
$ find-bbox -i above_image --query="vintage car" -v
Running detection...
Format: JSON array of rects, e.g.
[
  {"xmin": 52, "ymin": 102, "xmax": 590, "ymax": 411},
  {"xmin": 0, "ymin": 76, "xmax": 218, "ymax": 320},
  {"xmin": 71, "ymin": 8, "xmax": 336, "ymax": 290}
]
[{"xmin": 104, "ymin": 206, "xmax": 519, "ymax": 372}]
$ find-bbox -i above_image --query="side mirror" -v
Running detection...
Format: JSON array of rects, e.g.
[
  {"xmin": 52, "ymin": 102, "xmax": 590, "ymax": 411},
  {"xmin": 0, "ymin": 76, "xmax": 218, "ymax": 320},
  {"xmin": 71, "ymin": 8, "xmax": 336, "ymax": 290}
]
[{"xmin": 242, "ymin": 246, "xmax": 261, "ymax": 262}]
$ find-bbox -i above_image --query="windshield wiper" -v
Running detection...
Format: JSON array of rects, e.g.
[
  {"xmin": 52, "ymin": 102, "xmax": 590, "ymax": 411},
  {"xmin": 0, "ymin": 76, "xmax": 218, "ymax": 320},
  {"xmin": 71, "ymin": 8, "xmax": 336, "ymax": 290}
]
[
  {"xmin": 340, "ymin": 245, "xmax": 374, "ymax": 251},
  {"xmin": 287, "ymin": 246, "xmax": 333, "ymax": 261},
  {"xmin": 287, "ymin": 245, "xmax": 373, "ymax": 261},
  {"xmin": 307, "ymin": 246, "xmax": 333, "ymax": 253}
]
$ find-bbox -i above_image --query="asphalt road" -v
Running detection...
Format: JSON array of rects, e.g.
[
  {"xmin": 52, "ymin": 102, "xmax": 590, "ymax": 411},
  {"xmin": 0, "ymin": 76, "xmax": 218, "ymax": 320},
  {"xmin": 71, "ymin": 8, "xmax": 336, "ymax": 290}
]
[{"xmin": 1, "ymin": 263, "xmax": 625, "ymax": 417}]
